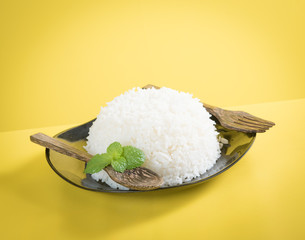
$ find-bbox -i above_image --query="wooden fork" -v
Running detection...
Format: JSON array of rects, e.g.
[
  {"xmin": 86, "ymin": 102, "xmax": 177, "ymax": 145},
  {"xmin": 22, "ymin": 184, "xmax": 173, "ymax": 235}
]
[{"xmin": 143, "ymin": 84, "xmax": 275, "ymax": 133}]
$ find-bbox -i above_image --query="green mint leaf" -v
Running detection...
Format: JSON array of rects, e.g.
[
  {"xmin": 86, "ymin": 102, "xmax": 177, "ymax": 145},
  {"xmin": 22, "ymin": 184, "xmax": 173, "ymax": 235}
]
[
  {"xmin": 107, "ymin": 142, "xmax": 123, "ymax": 159},
  {"xmin": 111, "ymin": 157, "xmax": 127, "ymax": 173},
  {"xmin": 84, "ymin": 153, "xmax": 112, "ymax": 174},
  {"xmin": 122, "ymin": 146, "xmax": 145, "ymax": 170}
]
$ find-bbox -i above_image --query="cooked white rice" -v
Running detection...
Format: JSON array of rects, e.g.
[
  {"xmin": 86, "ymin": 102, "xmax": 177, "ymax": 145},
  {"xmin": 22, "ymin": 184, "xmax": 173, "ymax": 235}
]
[{"xmin": 85, "ymin": 87, "xmax": 221, "ymax": 189}]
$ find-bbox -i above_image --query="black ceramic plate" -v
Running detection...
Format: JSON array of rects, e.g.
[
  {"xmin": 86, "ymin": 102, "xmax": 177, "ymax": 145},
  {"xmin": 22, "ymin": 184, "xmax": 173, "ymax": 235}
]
[{"xmin": 46, "ymin": 118, "xmax": 256, "ymax": 192}]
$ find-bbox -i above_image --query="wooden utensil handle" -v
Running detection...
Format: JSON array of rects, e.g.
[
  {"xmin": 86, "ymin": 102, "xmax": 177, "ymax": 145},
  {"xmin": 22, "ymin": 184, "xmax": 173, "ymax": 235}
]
[
  {"xmin": 30, "ymin": 133, "xmax": 92, "ymax": 162},
  {"xmin": 201, "ymin": 102, "xmax": 218, "ymax": 111}
]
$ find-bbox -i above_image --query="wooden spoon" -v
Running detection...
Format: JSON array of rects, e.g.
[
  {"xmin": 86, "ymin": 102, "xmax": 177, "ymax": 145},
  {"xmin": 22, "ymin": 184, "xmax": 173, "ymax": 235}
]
[{"xmin": 30, "ymin": 133, "xmax": 163, "ymax": 191}]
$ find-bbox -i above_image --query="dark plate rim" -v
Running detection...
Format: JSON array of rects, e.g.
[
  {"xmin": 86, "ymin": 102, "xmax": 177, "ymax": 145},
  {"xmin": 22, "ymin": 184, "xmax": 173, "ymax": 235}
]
[{"xmin": 45, "ymin": 122, "xmax": 256, "ymax": 193}]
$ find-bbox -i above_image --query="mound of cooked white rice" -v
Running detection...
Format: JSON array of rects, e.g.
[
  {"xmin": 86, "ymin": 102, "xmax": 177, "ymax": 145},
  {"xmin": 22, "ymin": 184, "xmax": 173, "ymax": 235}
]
[{"xmin": 85, "ymin": 87, "xmax": 221, "ymax": 189}]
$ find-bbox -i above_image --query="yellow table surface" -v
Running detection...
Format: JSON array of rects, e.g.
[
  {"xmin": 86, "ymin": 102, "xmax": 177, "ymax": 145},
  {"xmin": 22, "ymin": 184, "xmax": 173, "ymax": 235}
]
[{"xmin": 1, "ymin": 98, "xmax": 304, "ymax": 240}]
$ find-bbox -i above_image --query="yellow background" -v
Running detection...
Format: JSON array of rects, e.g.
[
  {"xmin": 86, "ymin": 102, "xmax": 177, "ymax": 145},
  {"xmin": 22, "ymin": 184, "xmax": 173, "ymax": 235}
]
[
  {"xmin": 1, "ymin": 1, "xmax": 305, "ymax": 240},
  {"xmin": 0, "ymin": 0, "xmax": 304, "ymax": 131}
]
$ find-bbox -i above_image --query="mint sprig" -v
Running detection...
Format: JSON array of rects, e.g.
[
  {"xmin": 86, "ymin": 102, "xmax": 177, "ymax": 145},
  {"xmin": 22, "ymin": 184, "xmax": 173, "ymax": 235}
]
[
  {"xmin": 107, "ymin": 142, "xmax": 123, "ymax": 159},
  {"xmin": 123, "ymin": 146, "xmax": 146, "ymax": 170},
  {"xmin": 111, "ymin": 156, "xmax": 127, "ymax": 173},
  {"xmin": 84, "ymin": 153, "xmax": 112, "ymax": 174},
  {"xmin": 84, "ymin": 142, "xmax": 145, "ymax": 174}
]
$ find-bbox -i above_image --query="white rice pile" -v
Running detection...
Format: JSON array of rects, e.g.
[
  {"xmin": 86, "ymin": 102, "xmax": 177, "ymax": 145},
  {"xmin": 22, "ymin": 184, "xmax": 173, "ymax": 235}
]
[{"xmin": 85, "ymin": 87, "xmax": 221, "ymax": 189}]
